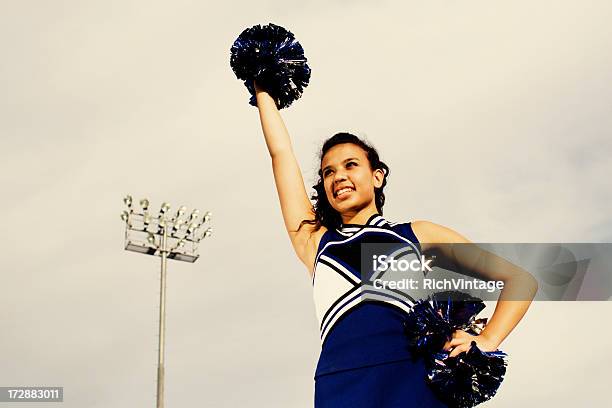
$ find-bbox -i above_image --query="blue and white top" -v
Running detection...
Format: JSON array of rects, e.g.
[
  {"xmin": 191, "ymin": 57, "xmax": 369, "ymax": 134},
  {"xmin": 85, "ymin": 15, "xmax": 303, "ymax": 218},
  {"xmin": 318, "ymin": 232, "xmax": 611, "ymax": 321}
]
[{"xmin": 312, "ymin": 213, "xmax": 423, "ymax": 377}]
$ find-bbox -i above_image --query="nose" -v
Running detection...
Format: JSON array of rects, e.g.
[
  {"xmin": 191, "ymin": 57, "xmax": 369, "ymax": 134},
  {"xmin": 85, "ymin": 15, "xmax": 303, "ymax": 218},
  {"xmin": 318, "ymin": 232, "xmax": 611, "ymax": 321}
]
[
  {"xmin": 333, "ymin": 171, "xmax": 348, "ymax": 184},
  {"xmin": 331, "ymin": 172, "xmax": 349, "ymax": 194}
]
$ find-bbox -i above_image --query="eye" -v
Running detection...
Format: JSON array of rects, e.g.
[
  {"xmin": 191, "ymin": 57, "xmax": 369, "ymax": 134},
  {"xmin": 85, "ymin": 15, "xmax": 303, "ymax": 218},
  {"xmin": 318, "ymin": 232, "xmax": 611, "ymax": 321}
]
[
  {"xmin": 347, "ymin": 161, "xmax": 357, "ymax": 168},
  {"xmin": 323, "ymin": 169, "xmax": 332, "ymax": 177}
]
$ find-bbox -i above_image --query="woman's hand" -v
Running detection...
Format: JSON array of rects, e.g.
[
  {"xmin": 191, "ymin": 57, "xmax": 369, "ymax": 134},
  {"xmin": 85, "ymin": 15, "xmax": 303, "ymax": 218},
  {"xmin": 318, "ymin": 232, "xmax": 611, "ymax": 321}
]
[
  {"xmin": 442, "ymin": 329, "xmax": 499, "ymax": 358},
  {"xmin": 254, "ymin": 80, "xmax": 278, "ymax": 109},
  {"xmin": 253, "ymin": 80, "xmax": 264, "ymax": 94}
]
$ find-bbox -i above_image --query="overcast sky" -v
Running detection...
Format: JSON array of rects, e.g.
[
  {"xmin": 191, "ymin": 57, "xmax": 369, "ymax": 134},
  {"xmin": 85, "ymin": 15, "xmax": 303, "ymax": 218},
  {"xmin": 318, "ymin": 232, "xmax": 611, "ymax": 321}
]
[{"xmin": 1, "ymin": 1, "xmax": 611, "ymax": 407}]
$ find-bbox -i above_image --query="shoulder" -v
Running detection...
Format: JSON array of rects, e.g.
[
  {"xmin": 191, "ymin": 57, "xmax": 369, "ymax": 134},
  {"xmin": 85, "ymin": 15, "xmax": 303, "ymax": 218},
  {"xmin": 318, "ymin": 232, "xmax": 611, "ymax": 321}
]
[{"xmin": 409, "ymin": 220, "xmax": 472, "ymax": 245}]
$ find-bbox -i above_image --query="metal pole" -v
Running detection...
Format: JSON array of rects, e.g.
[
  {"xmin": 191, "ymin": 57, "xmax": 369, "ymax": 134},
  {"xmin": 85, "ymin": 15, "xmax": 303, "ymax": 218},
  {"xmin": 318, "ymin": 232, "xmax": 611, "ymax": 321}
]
[
  {"xmin": 156, "ymin": 224, "xmax": 168, "ymax": 408},
  {"xmin": 122, "ymin": 197, "xmax": 212, "ymax": 406}
]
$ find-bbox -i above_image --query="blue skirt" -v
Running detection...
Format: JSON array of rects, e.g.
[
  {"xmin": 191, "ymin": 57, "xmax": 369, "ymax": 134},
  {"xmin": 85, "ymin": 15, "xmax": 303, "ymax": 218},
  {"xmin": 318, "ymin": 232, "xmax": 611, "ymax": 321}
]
[{"xmin": 314, "ymin": 357, "xmax": 448, "ymax": 408}]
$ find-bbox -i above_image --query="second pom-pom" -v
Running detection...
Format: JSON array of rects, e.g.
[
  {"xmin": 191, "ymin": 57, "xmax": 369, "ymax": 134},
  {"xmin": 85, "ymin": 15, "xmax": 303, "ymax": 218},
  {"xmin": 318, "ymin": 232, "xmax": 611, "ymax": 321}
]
[{"xmin": 403, "ymin": 291, "xmax": 508, "ymax": 408}]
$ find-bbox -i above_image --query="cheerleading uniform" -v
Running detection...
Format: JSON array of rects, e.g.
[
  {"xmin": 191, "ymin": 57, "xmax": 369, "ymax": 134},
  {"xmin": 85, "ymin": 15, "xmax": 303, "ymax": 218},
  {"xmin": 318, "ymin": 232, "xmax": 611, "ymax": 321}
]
[{"xmin": 312, "ymin": 213, "xmax": 447, "ymax": 408}]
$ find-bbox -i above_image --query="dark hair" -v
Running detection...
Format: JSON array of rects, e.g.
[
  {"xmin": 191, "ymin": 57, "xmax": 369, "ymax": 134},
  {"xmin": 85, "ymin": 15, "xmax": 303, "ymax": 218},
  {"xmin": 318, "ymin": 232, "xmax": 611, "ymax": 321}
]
[{"xmin": 297, "ymin": 132, "xmax": 390, "ymax": 233}]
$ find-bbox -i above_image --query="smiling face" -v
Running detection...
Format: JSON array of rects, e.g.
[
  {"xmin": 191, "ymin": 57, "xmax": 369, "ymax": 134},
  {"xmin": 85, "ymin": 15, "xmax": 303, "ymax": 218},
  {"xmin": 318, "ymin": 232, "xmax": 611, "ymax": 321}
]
[{"xmin": 320, "ymin": 143, "xmax": 385, "ymax": 219}]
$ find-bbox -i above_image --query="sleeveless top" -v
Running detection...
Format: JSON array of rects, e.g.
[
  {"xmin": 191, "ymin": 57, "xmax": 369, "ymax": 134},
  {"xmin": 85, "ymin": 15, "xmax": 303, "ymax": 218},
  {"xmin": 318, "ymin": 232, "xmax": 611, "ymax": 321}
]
[{"xmin": 312, "ymin": 213, "xmax": 423, "ymax": 377}]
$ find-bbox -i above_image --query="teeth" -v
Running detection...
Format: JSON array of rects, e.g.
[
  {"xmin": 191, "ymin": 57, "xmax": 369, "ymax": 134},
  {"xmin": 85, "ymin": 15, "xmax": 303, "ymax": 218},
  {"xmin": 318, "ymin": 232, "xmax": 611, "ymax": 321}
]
[{"xmin": 336, "ymin": 188, "xmax": 354, "ymax": 197}]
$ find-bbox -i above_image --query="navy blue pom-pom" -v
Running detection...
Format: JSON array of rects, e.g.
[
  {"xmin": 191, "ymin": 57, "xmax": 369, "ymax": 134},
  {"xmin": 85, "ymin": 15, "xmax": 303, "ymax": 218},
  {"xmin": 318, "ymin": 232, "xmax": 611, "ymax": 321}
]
[
  {"xmin": 427, "ymin": 343, "xmax": 508, "ymax": 408},
  {"xmin": 230, "ymin": 23, "xmax": 311, "ymax": 109},
  {"xmin": 403, "ymin": 299, "xmax": 454, "ymax": 359},
  {"xmin": 429, "ymin": 290, "xmax": 487, "ymax": 331},
  {"xmin": 404, "ymin": 291, "xmax": 508, "ymax": 407},
  {"xmin": 403, "ymin": 290, "xmax": 486, "ymax": 358}
]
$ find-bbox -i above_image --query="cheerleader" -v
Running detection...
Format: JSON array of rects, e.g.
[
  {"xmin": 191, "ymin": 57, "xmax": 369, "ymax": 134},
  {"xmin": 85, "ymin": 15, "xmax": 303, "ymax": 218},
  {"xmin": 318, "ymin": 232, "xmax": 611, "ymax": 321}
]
[{"xmin": 252, "ymin": 81, "xmax": 538, "ymax": 407}]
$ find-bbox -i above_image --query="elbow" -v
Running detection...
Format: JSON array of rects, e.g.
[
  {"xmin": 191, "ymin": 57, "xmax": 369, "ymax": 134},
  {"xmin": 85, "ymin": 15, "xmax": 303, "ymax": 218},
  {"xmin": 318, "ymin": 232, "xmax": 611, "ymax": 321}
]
[
  {"xmin": 521, "ymin": 269, "xmax": 539, "ymax": 296},
  {"xmin": 529, "ymin": 275, "xmax": 539, "ymax": 298},
  {"xmin": 506, "ymin": 270, "xmax": 539, "ymax": 300}
]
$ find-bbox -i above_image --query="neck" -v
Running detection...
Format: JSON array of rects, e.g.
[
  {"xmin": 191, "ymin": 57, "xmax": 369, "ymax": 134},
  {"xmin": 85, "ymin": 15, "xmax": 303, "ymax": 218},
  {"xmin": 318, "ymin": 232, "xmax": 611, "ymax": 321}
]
[{"xmin": 340, "ymin": 204, "xmax": 380, "ymax": 225}]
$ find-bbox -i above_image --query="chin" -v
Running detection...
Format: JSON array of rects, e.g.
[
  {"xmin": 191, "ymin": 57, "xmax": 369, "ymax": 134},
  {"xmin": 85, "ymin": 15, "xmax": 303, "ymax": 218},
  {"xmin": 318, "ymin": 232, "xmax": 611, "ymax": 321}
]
[{"xmin": 334, "ymin": 198, "xmax": 362, "ymax": 212}]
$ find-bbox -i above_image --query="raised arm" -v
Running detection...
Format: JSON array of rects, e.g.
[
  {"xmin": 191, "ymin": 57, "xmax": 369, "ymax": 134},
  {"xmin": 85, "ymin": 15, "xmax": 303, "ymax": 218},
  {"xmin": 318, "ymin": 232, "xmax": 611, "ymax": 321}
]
[{"xmin": 254, "ymin": 81, "xmax": 323, "ymax": 274}]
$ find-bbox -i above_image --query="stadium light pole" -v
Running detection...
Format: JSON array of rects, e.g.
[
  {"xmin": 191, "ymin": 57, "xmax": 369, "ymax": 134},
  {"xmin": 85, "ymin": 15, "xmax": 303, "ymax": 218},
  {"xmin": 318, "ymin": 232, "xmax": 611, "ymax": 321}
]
[{"xmin": 121, "ymin": 195, "xmax": 213, "ymax": 408}]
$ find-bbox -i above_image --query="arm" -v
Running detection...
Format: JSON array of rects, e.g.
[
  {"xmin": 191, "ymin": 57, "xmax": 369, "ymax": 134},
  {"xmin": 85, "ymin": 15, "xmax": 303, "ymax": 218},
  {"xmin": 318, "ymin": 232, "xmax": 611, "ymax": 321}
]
[
  {"xmin": 411, "ymin": 220, "xmax": 539, "ymax": 355},
  {"xmin": 253, "ymin": 82, "xmax": 321, "ymax": 273}
]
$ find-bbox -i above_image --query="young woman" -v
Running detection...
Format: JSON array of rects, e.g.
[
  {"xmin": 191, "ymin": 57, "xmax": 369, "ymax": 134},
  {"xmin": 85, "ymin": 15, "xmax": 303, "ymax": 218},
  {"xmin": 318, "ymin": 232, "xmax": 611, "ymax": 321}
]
[{"xmin": 253, "ymin": 81, "xmax": 538, "ymax": 407}]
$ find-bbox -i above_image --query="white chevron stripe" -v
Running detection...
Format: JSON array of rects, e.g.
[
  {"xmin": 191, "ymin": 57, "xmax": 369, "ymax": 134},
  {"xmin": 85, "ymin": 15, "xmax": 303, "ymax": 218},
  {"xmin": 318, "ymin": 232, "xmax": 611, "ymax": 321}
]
[
  {"xmin": 319, "ymin": 289, "xmax": 416, "ymax": 344},
  {"xmin": 320, "ymin": 291, "xmax": 363, "ymax": 342},
  {"xmin": 318, "ymin": 254, "xmax": 361, "ymax": 283},
  {"xmin": 312, "ymin": 262, "xmax": 357, "ymax": 328}
]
